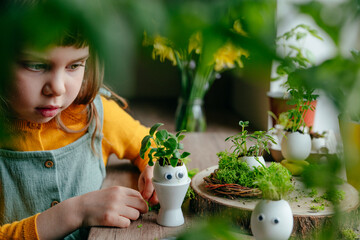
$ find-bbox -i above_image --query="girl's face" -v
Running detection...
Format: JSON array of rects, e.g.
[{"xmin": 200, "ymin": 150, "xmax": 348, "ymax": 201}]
[{"xmin": 9, "ymin": 46, "xmax": 89, "ymax": 123}]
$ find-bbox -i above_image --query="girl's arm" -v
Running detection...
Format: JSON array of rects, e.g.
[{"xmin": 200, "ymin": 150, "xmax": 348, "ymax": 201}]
[{"xmin": 36, "ymin": 186, "xmax": 148, "ymax": 240}]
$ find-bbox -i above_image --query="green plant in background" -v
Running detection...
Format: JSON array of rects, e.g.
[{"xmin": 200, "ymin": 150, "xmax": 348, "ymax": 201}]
[
  {"xmin": 143, "ymin": 22, "xmax": 249, "ymax": 132},
  {"xmin": 271, "ymin": 24, "xmax": 321, "ymax": 133},
  {"xmin": 280, "ymin": 87, "xmax": 318, "ymax": 133},
  {"xmin": 254, "ymin": 163, "xmax": 294, "ymax": 200},
  {"xmin": 140, "ymin": 123, "xmax": 190, "ymax": 167},
  {"xmin": 274, "ymin": 24, "xmax": 323, "ymax": 82},
  {"xmin": 225, "ymin": 121, "xmax": 276, "ymax": 158}
]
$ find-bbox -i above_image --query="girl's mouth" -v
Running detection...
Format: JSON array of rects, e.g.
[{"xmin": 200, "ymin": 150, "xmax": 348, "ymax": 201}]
[{"xmin": 36, "ymin": 106, "xmax": 60, "ymax": 118}]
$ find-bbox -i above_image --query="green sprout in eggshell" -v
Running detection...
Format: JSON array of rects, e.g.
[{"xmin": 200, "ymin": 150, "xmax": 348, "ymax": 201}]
[{"xmin": 140, "ymin": 123, "xmax": 191, "ymax": 167}]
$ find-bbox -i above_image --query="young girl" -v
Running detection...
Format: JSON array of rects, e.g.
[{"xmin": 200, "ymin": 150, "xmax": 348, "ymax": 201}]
[{"xmin": 0, "ymin": 1, "xmax": 158, "ymax": 239}]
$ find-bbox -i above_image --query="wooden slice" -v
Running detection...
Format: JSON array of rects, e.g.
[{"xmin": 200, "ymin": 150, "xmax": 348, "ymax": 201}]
[{"xmin": 190, "ymin": 165, "xmax": 359, "ymax": 237}]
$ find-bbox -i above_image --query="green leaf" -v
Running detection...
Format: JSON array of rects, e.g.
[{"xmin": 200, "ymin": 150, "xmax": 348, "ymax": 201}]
[
  {"xmin": 164, "ymin": 138, "xmax": 177, "ymax": 150},
  {"xmin": 149, "ymin": 123, "xmax": 163, "ymax": 136},
  {"xmin": 177, "ymin": 134, "xmax": 185, "ymax": 141},
  {"xmin": 181, "ymin": 151, "xmax": 191, "ymax": 158},
  {"xmin": 178, "ymin": 143, "xmax": 184, "ymax": 150},
  {"xmin": 148, "ymin": 159, "xmax": 154, "ymax": 166},
  {"xmin": 140, "ymin": 135, "xmax": 151, "ymax": 159},
  {"xmin": 170, "ymin": 158, "xmax": 178, "ymax": 167},
  {"xmin": 156, "ymin": 129, "xmax": 168, "ymax": 141}
]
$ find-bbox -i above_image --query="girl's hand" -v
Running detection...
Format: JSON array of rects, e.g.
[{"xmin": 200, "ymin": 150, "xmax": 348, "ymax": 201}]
[
  {"xmin": 138, "ymin": 165, "xmax": 159, "ymax": 206},
  {"xmin": 79, "ymin": 186, "xmax": 148, "ymax": 227},
  {"xmin": 37, "ymin": 186, "xmax": 148, "ymax": 240}
]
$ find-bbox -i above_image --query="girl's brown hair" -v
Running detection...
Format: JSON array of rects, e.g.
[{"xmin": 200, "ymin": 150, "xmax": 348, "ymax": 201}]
[{"xmin": 4, "ymin": 0, "xmax": 127, "ymax": 152}]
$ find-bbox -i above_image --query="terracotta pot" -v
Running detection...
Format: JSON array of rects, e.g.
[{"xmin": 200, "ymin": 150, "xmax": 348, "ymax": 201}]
[
  {"xmin": 267, "ymin": 91, "xmax": 317, "ymax": 128},
  {"xmin": 251, "ymin": 199, "xmax": 293, "ymax": 240},
  {"xmin": 281, "ymin": 132, "xmax": 311, "ymax": 161}
]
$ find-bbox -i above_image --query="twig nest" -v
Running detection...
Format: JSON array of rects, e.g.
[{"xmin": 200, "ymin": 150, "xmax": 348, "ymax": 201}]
[
  {"xmin": 240, "ymin": 156, "xmax": 266, "ymax": 170},
  {"xmin": 281, "ymin": 132, "xmax": 311, "ymax": 161},
  {"xmin": 153, "ymin": 161, "xmax": 189, "ymax": 184},
  {"xmin": 251, "ymin": 199, "xmax": 293, "ymax": 240}
]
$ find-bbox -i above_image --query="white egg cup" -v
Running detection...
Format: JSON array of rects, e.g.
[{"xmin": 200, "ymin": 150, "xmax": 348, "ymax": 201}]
[
  {"xmin": 251, "ymin": 199, "xmax": 293, "ymax": 240},
  {"xmin": 152, "ymin": 162, "xmax": 190, "ymax": 227}
]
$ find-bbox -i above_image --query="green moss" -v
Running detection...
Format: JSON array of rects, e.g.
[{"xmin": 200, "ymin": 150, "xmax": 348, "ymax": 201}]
[
  {"xmin": 309, "ymin": 188, "xmax": 318, "ymax": 198},
  {"xmin": 321, "ymin": 190, "xmax": 345, "ymax": 204},
  {"xmin": 215, "ymin": 151, "xmax": 258, "ymax": 187},
  {"xmin": 254, "ymin": 163, "xmax": 294, "ymax": 200},
  {"xmin": 310, "ymin": 204, "xmax": 325, "ymax": 212},
  {"xmin": 340, "ymin": 228, "xmax": 357, "ymax": 240}
]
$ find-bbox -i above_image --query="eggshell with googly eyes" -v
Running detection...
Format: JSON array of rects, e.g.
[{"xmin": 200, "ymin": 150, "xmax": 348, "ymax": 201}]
[
  {"xmin": 251, "ymin": 199, "xmax": 293, "ymax": 240},
  {"xmin": 152, "ymin": 161, "xmax": 189, "ymax": 184}
]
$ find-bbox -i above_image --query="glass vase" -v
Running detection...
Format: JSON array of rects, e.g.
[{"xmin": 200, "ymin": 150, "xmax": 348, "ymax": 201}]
[{"xmin": 175, "ymin": 98, "xmax": 206, "ymax": 132}]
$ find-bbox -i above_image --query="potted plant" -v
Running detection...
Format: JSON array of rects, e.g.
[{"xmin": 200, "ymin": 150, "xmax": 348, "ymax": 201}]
[
  {"xmin": 269, "ymin": 24, "xmax": 321, "ymax": 127},
  {"xmin": 140, "ymin": 123, "xmax": 191, "ymax": 227},
  {"xmin": 250, "ymin": 163, "xmax": 294, "ymax": 240},
  {"xmin": 224, "ymin": 121, "xmax": 276, "ymax": 170}
]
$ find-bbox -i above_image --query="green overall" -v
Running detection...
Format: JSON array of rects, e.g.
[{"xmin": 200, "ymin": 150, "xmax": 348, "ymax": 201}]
[{"xmin": 0, "ymin": 95, "xmax": 106, "ymax": 239}]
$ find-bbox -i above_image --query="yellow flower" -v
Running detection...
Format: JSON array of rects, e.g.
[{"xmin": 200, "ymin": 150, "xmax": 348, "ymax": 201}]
[
  {"xmin": 188, "ymin": 32, "xmax": 202, "ymax": 54},
  {"xmin": 233, "ymin": 19, "xmax": 248, "ymax": 37},
  {"xmin": 213, "ymin": 42, "xmax": 249, "ymax": 72},
  {"xmin": 152, "ymin": 35, "xmax": 177, "ymax": 66}
]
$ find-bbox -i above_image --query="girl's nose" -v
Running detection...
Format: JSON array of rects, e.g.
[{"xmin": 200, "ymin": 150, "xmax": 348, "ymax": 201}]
[{"xmin": 42, "ymin": 71, "xmax": 66, "ymax": 96}]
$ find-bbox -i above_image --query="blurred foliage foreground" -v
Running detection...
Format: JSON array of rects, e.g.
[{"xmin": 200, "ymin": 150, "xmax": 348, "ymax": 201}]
[{"xmin": 0, "ymin": 0, "xmax": 360, "ymax": 239}]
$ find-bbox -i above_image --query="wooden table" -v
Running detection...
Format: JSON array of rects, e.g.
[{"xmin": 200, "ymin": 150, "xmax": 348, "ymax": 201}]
[{"xmin": 88, "ymin": 132, "xmax": 256, "ymax": 240}]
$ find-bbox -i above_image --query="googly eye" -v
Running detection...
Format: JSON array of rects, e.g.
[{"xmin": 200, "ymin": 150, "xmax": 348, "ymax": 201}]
[
  {"xmin": 271, "ymin": 217, "xmax": 280, "ymax": 225},
  {"xmin": 176, "ymin": 171, "xmax": 185, "ymax": 179},
  {"xmin": 164, "ymin": 172, "xmax": 173, "ymax": 181},
  {"xmin": 257, "ymin": 214, "xmax": 265, "ymax": 222}
]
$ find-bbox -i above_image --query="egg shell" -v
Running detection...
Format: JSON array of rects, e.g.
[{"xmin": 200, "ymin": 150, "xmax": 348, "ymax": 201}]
[{"xmin": 152, "ymin": 161, "xmax": 189, "ymax": 184}]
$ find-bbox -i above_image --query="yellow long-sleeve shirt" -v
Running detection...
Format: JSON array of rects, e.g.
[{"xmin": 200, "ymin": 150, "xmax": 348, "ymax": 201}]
[{"xmin": 0, "ymin": 96, "xmax": 150, "ymax": 239}]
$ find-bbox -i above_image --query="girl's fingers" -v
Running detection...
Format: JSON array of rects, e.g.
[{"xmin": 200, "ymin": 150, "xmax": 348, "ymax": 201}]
[
  {"xmin": 148, "ymin": 191, "xmax": 159, "ymax": 206},
  {"xmin": 115, "ymin": 216, "xmax": 131, "ymax": 228},
  {"xmin": 141, "ymin": 182, "xmax": 154, "ymax": 201},
  {"xmin": 119, "ymin": 205, "xmax": 141, "ymax": 221},
  {"xmin": 126, "ymin": 196, "xmax": 148, "ymax": 214}
]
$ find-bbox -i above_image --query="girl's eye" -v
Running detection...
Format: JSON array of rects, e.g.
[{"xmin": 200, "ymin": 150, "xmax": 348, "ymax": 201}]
[
  {"xmin": 67, "ymin": 62, "xmax": 85, "ymax": 71},
  {"xmin": 22, "ymin": 62, "xmax": 48, "ymax": 72},
  {"xmin": 164, "ymin": 173, "xmax": 173, "ymax": 181}
]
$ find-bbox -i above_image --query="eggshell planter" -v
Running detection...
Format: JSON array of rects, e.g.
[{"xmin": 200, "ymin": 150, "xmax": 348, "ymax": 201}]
[
  {"xmin": 152, "ymin": 162, "xmax": 190, "ymax": 227},
  {"xmin": 251, "ymin": 199, "xmax": 293, "ymax": 240},
  {"xmin": 281, "ymin": 132, "xmax": 311, "ymax": 161},
  {"xmin": 239, "ymin": 156, "xmax": 266, "ymax": 170}
]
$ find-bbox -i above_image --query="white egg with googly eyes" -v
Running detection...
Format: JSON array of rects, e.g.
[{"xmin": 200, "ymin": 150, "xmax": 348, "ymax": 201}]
[
  {"xmin": 251, "ymin": 199, "xmax": 293, "ymax": 240},
  {"xmin": 153, "ymin": 161, "xmax": 189, "ymax": 184}
]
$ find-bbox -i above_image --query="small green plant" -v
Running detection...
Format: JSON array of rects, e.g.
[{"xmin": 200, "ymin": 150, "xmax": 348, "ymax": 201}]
[
  {"xmin": 225, "ymin": 121, "xmax": 276, "ymax": 158},
  {"xmin": 281, "ymin": 87, "xmax": 318, "ymax": 133},
  {"xmin": 254, "ymin": 163, "xmax": 294, "ymax": 200},
  {"xmin": 140, "ymin": 123, "xmax": 190, "ymax": 167}
]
